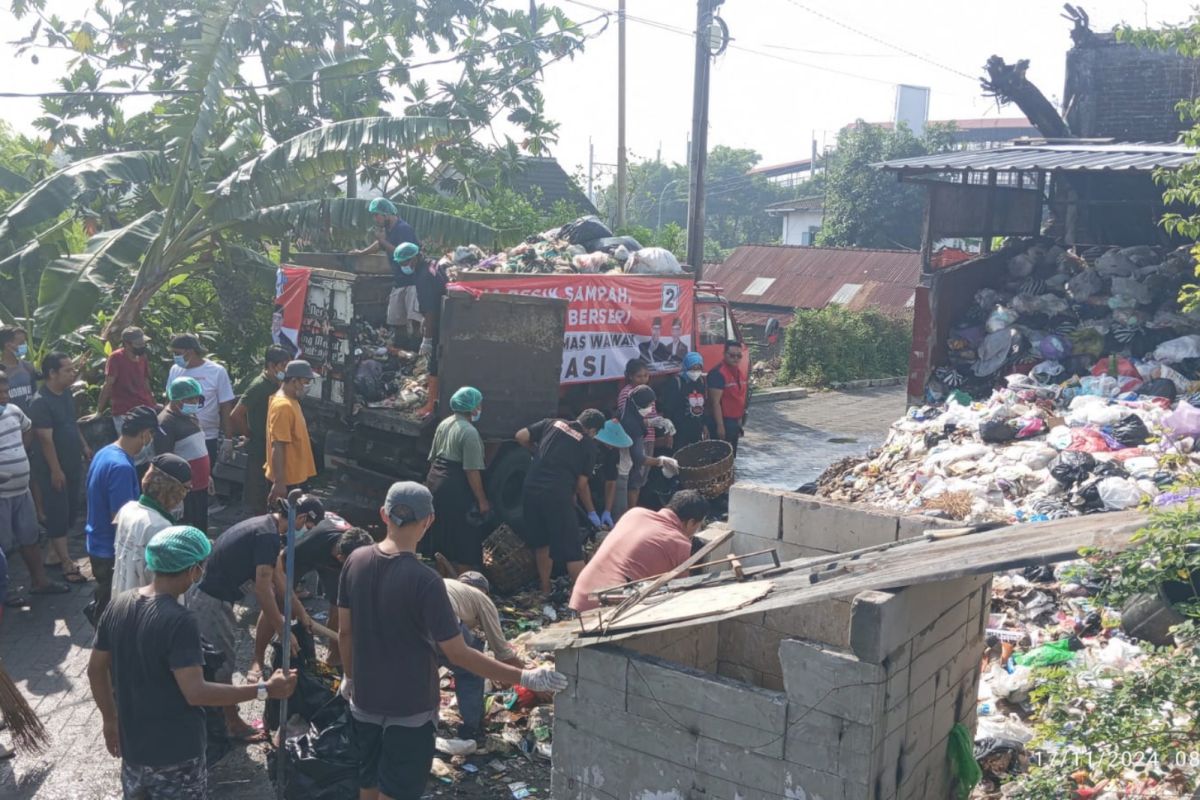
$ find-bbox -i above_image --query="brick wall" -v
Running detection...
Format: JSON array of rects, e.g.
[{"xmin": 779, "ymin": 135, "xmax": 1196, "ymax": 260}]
[
  {"xmin": 552, "ymin": 484, "xmax": 991, "ymax": 800},
  {"xmin": 1066, "ymin": 37, "xmax": 1200, "ymax": 141}
]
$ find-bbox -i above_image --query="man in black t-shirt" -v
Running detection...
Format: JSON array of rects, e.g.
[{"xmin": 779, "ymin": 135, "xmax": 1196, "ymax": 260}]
[
  {"xmin": 88, "ymin": 525, "xmax": 295, "ymax": 797},
  {"xmin": 184, "ymin": 495, "xmax": 324, "ymax": 740},
  {"xmin": 337, "ymin": 482, "xmax": 565, "ymax": 800},
  {"xmin": 515, "ymin": 409, "xmax": 606, "ymax": 594}
]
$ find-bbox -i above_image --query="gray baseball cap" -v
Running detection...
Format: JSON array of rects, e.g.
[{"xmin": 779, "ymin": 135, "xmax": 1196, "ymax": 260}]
[
  {"xmin": 284, "ymin": 360, "xmax": 315, "ymax": 380},
  {"xmin": 385, "ymin": 481, "xmax": 434, "ymax": 525}
]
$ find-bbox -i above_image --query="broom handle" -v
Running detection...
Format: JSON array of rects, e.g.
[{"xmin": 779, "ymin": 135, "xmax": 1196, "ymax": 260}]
[{"xmin": 275, "ymin": 502, "xmax": 297, "ymax": 798}]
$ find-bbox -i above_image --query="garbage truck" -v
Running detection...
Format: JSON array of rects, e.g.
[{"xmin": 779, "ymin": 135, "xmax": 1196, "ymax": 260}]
[{"xmin": 269, "ymin": 253, "xmax": 748, "ymax": 527}]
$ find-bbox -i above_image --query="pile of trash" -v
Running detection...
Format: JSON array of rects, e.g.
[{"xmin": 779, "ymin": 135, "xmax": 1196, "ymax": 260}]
[
  {"xmin": 438, "ymin": 215, "xmax": 685, "ymax": 276},
  {"xmin": 817, "ymin": 240, "xmax": 1200, "ymax": 524},
  {"xmin": 349, "ymin": 319, "xmax": 430, "ymax": 413}
]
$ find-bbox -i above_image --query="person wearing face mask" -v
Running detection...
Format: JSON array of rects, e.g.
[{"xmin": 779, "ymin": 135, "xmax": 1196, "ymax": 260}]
[
  {"xmin": 94, "ymin": 328, "xmax": 156, "ymax": 440},
  {"xmin": 166, "ymin": 333, "xmax": 235, "ymax": 469},
  {"xmin": 387, "ymin": 241, "xmax": 424, "ymax": 349},
  {"xmin": 156, "ymin": 378, "xmax": 213, "ymax": 533},
  {"xmin": 265, "ymin": 360, "xmax": 318, "ymax": 505},
  {"xmin": 424, "ymin": 387, "xmax": 489, "ymax": 574},
  {"xmin": 230, "ymin": 346, "xmax": 291, "ymax": 512},
  {"xmin": 111, "ymin": 453, "xmax": 193, "ymax": 597},
  {"xmin": 661, "ymin": 352, "xmax": 709, "ymax": 451},
  {"xmin": 186, "ymin": 492, "xmax": 324, "ymax": 741},
  {"xmin": 0, "ymin": 326, "xmax": 38, "ymax": 412},
  {"xmin": 89, "ymin": 525, "xmax": 297, "ymax": 797},
  {"xmin": 408, "ymin": 244, "xmax": 451, "ymax": 419},
  {"xmin": 83, "ymin": 405, "xmax": 164, "ymax": 625},
  {"xmin": 515, "ymin": 409, "xmax": 606, "ymax": 595},
  {"xmin": 619, "ymin": 385, "xmax": 679, "ymax": 513}
]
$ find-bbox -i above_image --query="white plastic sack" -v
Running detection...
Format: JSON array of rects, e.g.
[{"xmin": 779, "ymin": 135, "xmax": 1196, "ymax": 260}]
[
  {"xmin": 1153, "ymin": 335, "xmax": 1200, "ymax": 364},
  {"xmin": 990, "ymin": 664, "xmax": 1036, "ymax": 703},
  {"xmin": 1123, "ymin": 456, "xmax": 1159, "ymax": 476},
  {"xmin": 1164, "ymin": 401, "xmax": 1200, "ymax": 437},
  {"xmin": 924, "ymin": 443, "xmax": 988, "ymax": 470},
  {"xmin": 625, "ymin": 247, "xmax": 681, "ymax": 274},
  {"xmin": 1097, "ymin": 477, "xmax": 1143, "ymax": 510}
]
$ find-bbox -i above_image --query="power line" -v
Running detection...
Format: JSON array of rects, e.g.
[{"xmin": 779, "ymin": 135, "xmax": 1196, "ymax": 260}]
[{"xmin": 780, "ymin": 0, "xmax": 978, "ymax": 82}]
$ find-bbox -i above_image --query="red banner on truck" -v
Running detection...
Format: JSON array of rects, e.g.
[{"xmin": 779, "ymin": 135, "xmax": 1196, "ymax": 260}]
[{"xmin": 453, "ymin": 275, "xmax": 694, "ymax": 384}]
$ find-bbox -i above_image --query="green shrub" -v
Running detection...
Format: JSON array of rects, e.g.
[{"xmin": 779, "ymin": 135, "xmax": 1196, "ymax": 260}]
[{"xmin": 779, "ymin": 306, "xmax": 911, "ymax": 386}]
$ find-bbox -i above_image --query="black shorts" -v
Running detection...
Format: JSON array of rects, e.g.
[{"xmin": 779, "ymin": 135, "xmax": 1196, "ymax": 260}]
[
  {"xmin": 350, "ymin": 717, "xmax": 435, "ymax": 800},
  {"xmin": 521, "ymin": 488, "xmax": 584, "ymax": 563},
  {"xmin": 33, "ymin": 460, "xmax": 82, "ymax": 539}
]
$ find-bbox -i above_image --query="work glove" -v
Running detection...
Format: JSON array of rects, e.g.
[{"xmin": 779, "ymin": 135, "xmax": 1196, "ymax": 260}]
[
  {"xmin": 587, "ymin": 511, "xmax": 602, "ymax": 529},
  {"xmin": 520, "ymin": 667, "xmax": 568, "ymax": 693},
  {"xmin": 419, "ymin": 337, "xmax": 434, "ymax": 358},
  {"xmin": 659, "ymin": 456, "xmax": 680, "ymax": 478},
  {"xmin": 338, "ymin": 676, "xmax": 354, "ymax": 702},
  {"xmin": 600, "ymin": 511, "xmax": 614, "ymax": 528},
  {"xmin": 648, "ymin": 416, "xmax": 676, "ymax": 436},
  {"xmin": 219, "ymin": 439, "xmax": 234, "ymax": 462}
]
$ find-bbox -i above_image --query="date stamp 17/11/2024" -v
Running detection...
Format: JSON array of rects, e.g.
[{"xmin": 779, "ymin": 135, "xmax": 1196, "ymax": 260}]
[{"xmin": 1030, "ymin": 748, "xmax": 1200, "ymax": 771}]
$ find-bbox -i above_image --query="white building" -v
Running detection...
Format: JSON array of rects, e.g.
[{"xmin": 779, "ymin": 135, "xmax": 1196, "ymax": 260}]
[{"xmin": 764, "ymin": 196, "xmax": 824, "ymax": 246}]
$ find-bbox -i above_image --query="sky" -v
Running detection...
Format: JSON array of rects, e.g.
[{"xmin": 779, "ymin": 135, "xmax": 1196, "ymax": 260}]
[{"xmin": 1, "ymin": 0, "xmax": 1197, "ymax": 188}]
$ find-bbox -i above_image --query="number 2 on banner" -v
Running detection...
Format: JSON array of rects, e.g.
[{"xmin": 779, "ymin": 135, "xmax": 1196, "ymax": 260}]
[{"xmin": 661, "ymin": 283, "xmax": 680, "ymax": 313}]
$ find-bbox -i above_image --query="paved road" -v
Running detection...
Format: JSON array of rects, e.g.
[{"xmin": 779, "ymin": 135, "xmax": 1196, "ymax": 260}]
[
  {"xmin": 0, "ymin": 512, "xmax": 271, "ymax": 800},
  {"xmin": 737, "ymin": 385, "xmax": 905, "ymax": 490}
]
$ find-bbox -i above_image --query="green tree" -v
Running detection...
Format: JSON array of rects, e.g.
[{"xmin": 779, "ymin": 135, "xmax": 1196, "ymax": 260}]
[{"xmin": 817, "ymin": 121, "xmax": 955, "ymax": 250}]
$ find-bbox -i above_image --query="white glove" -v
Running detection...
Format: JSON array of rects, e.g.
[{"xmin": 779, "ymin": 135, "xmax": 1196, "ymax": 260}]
[
  {"xmin": 339, "ymin": 676, "xmax": 353, "ymax": 702},
  {"xmin": 219, "ymin": 439, "xmax": 234, "ymax": 462},
  {"xmin": 659, "ymin": 456, "xmax": 680, "ymax": 478},
  {"xmin": 520, "ymin": 667, "xmax": 568, "ymax": 693},
  {"xmin": 419, "ymin": 338, "xmax": 434, "ymax": 357}
]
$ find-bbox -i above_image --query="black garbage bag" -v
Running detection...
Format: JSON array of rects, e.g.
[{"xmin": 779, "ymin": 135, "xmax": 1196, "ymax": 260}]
[
  {"xmin": 266, "ymin": 623, "xmax": 336, "ymax": 733},
  {"xmin": 201, "ymin": 640, "xmax": 231, "ymax": 767},
  {"xmin": 583, "ymin": 235, "xmax": 642, "ymax": 255},
  {"xmin": 1092, "ymin": 460, "xmax": 1129, "ymax": 479},
  {"xmin": 1138, "ymin": 378, "xmax": 1178, "ymax": 400},
  {"xmin": 559, "ymin": 215, "xmax": 612, "ymax": 245},
  {"xmin": 280, "ymin": 698, "xmax": 358, "ymax": 800},
  {"xmin": 979, "ymin": 418, "xmax": 1018, "ymax": 444},
  {"xmin": 1110, "ymin": 414, "xmax": 1151, "ymax": 446},
  {"xmin": 974, "ymin": 736, "xmax": 1027, "ymax": 781},
  {"xmin": 1049, "ymin": 451, "xmax": 1096, "ymax": 486}
]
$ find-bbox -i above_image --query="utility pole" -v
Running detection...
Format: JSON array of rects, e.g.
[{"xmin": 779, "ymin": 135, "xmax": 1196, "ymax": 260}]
[
  {"xmin": 685, "ymin": 0, "xmax": 725, "ymax": 276},
  {"xmin": 587, "ymin": 138, "xmax": 595, "ymax": 204},
  {"xmin": 615, "ymin": 0, "xmax": 627, "ymax": 229}
]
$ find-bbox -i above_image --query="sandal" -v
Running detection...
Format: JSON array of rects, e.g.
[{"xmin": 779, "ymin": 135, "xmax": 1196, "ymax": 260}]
[
  {"xmin": 4, "ymin": 594, "xmax": 29, "ymax": 609},
  {"xmin": 62, "ymin": 570, "xmax": 89, "ymax": 584},
  {"xmin": 31, "ymin": 581, "xmax": 71, "ymax": 595}
]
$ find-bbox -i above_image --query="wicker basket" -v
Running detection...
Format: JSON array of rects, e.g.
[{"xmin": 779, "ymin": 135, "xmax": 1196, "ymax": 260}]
[
  {"xmin": 674, "ymin": 440, "xmax": 735, "ymax": 499},
  {"xmin": 482, "ymin": 523, "xmax": 537, "ymax": 594}
]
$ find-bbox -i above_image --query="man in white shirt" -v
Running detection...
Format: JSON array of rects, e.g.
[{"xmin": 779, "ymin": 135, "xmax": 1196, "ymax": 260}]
[
  {"xmin": 111, "ymin": 454, "xmax": 193, "ymax": 596},
  {"xmin": 167, "ymin": 334, "xmax": 235, "ymax": 467}
]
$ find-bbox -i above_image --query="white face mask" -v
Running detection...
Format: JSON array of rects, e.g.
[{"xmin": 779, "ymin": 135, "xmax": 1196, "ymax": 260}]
[
  {"xmin": 686, "ymin": 370, "xmax": 703, "ymax": 382},
  {"xmin": 638, "ymin": 406, "xmax": 654, "ymax": 418}
]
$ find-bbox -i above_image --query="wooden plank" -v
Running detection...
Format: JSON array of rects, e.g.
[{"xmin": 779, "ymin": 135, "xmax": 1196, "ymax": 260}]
[{"xmin": 599, "ymin": 582, "xmax": 772, "ymax": 633}]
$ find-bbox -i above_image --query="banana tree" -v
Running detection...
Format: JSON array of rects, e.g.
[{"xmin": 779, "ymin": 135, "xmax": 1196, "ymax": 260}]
[{"xmin": 0, "ymin": 0, "xmax": 500, "ymax": 352}]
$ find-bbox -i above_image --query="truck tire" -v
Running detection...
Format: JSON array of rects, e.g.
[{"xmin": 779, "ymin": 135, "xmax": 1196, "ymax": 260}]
[{"xmin": 486, "ymin": 446, "xmax": 531, "ymax": 530}]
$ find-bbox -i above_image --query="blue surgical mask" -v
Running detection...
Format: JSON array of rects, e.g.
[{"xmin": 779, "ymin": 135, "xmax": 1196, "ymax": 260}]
[
  {"xmin": 181, "ymin": 402, "xmax": 201, "ymax": 416},
  {"xmin": 275, "ymin": 371, "xmax": 286, "ymax": 381},
  {"xmin": 15, "ymin": 343, "xmax": 28, "ymax": 358},
  {"xmin": 400, "ymin": 265, "xmax": 414, "ymax": 276},
  {"xmin": 173, "ymin": 354, "xmax": 186, "ymax": 368},
  {"xmin": 471, "ymin": 409, "xmax": 482, "ymax": 423}
]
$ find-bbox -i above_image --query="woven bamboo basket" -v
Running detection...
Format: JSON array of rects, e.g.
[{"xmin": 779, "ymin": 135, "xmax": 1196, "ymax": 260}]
[
  {"xmin": 674, "ymin": 440, "xmax": 736, "ymax": 499},
  {"xmin": 482, "ymin": 523, "xmax": 537, "ymax": 594}
]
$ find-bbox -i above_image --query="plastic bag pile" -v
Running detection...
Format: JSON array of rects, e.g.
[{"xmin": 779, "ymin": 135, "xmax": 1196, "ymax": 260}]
[
  {"xmin": 817, "ymin": 240, "xmax": 1200, "ymax": 524},
  {"xmin": 438, "ymin": 215, "xmax": 684, "ymax": 276},
  {"xmin": 347, "ymin": 320, "xmax": 430, "ymax": 413}
]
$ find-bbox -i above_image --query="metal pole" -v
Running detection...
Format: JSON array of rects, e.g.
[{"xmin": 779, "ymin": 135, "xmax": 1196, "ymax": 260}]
[
  {"xmin": 587, "ymin": 138, "xmax": 594, "ymax": 204},
  {"xmin": 685, "ymin": 0, "xmax": 713, "ymax": 277},
  {"xmin": 657, "ymin": 178, "xmax": 682, "ymax": 231},
  {"xmin": 615, "ymin": 0, "xmax": 627, "ymax": 229},
  {"xmin": 274, "ymin": 501, "xmax": 297, "ymax": 798}
]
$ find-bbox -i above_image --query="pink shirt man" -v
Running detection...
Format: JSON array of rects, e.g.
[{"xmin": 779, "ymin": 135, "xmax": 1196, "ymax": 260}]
[{"xmin": 570, "ymin": 507, "xmax": 693, "ymax": 613}]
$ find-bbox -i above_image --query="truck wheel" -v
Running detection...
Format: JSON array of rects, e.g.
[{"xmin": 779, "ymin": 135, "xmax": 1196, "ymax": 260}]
[{"xmin": 486, "ymin": 447, "xmax": 531, "ymax": 530}]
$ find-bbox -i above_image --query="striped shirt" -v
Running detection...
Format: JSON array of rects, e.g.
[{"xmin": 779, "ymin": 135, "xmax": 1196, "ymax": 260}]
[{"xmin": 0, "ymin": 404, "xmax": 32, "ymax": 498}]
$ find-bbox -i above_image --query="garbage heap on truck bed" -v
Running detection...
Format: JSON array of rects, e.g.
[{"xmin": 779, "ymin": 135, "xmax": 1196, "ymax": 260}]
[{"xmin": 817, "ymin": 240, "xmax": 1200, "ymax": 524}]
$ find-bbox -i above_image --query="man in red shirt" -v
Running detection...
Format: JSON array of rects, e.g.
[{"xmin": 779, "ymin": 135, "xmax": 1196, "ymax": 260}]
[
  {"xmin": 97, "ymin": 327, "xmax": 157, "ymax": 439},
  {"xmin": 569, "ymin": 490, "xmax": 708, "ymax": 613},
  {"xmin": 707, "ymin": 340, "xmax": 747, "ymax": 456}
]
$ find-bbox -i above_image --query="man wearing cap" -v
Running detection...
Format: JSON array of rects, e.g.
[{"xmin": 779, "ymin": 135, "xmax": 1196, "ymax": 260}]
[
  {"xmin": 157, "ymin": 377, "xmax": 212, "ymax": 532},
  {"xmin": 619, "ymin": 385, "xmax": 679, "ymax": 513},
  {"xmin": 425, "ymin": 386, "xmax": 489, "ymax": 573},
  {"xmin": 95, "ymin": 327, "xmax": 156, "ymax": 441},
  {"xmin": 387, "ymin": 242, "xmax": 424, "ymax": 349},
  {"xmin": 409, "ymin": 245, "xmax": 451, "ymax": 418},
  {"xmin": 89, "ymin": 525, "xmax": 297, "ymax": 798},
  {"xmin": 83, "ymin": 405, "xmax": 162, "ymax": 625},
  {"xmin": 111, "ymin": 454, "xmax": 192, "ymax": 596},
  {"xmin": 337, "ymin": 482, "xmax": 566, "ymax": 800},
  {"xmin": 515, "ymin": 409, "xmax": 607, "ymax": 595},
  {"xmin": 231, "ymin": 346, "xmax": 290, "ymax": 512},
  {"xmin": 351, "ymin": 197, "xmax": 420, "ymax": 258},
  {"xmin": 167, "ymin": 333, "xmax": 235, "ymax": 469},
  {"xmin": 442, "ymin": 572, "xmax": 526, "ymax": 739},
  {"xmin": 266, "ymin": 360, "xmax": 317, "ymax": 504},
  {"xmin": 186, "ymin": 494, "xmax": 324, "ymax": 741}
]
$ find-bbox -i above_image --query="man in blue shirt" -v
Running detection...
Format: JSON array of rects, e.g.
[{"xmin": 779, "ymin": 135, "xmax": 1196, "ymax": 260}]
[{"xmin": 84, "ymin": 405, "xmax": 163, "ymax": 626}]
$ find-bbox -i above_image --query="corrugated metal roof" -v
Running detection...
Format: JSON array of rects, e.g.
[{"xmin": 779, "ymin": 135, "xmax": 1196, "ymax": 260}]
[
  {"xmin": 705, "ymin": 245, "xmax": 920, "ymax": 316},
  {"xmin": 764, "ymin": 195, "xmax": 824, "ymax": 213},
  {"xmin": 875, "ymin": 141, "xmax": 1198, "ymax": 173}
]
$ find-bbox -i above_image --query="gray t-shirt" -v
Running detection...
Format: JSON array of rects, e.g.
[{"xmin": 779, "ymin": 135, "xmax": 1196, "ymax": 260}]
[
  {"xmin": 0, "ymin": 405, "xmax": 32, "ymax": 498},
  {"xmin": 3, "ymin": 359, "xmax": 37, "ymax": 411},
  {"xmin": 337, "ymin": 547, "xmax": 459, "ymax": 720}
]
